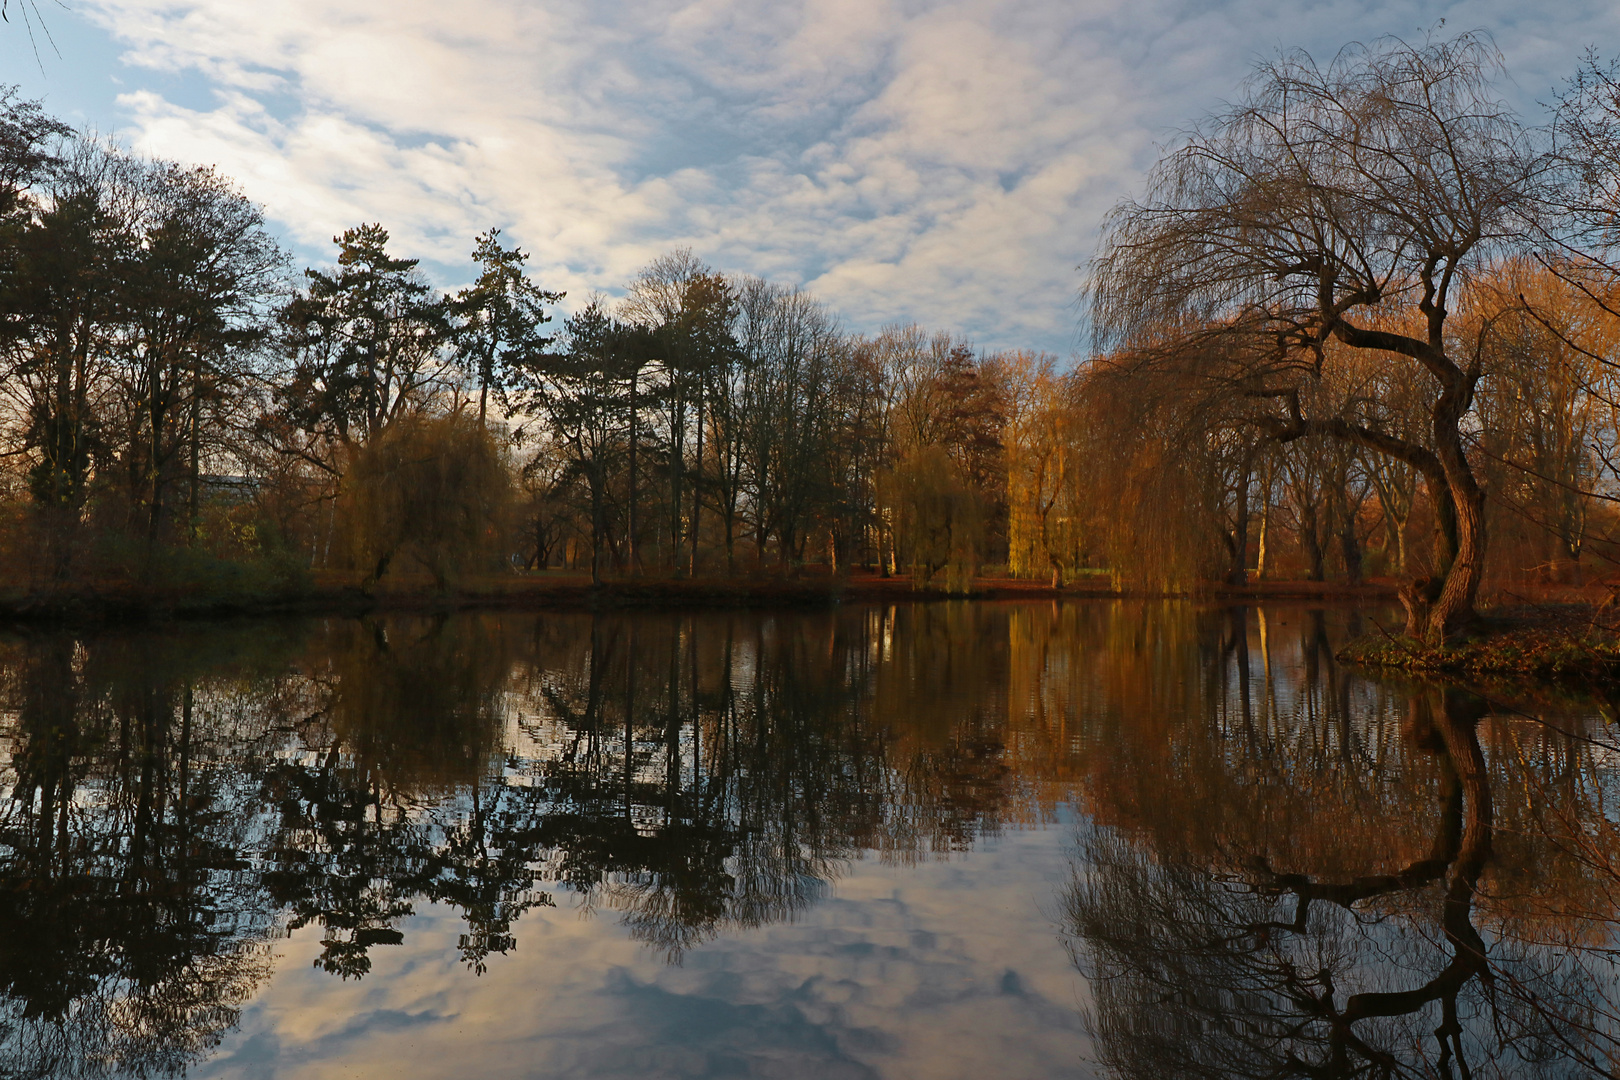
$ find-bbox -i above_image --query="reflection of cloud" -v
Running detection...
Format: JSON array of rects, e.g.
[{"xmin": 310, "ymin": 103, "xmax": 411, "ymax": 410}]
[
  {"xmin": 75, "ymin": 0, "xmax": 1620, "ymax": 352},
  {"xmin": 194, "ymin": 828, "xmax": 1090, "ymax": 1079}
]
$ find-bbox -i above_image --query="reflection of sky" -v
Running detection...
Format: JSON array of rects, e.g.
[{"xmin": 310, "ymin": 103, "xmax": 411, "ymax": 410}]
[{"xmin": 196, "ymin": 821, "xmax": 1093, "ymax": 1080}]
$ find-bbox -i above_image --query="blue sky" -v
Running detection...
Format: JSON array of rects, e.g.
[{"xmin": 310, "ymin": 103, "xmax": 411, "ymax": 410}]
[{"xmin": 4, "ymin": 0, "xmax": 1617, "ymax": 355}]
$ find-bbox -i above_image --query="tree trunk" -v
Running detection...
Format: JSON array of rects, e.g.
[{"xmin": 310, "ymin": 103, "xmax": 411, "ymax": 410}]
[
  {"xmin": 1256, "ymin": 499, "xmax": 1270, "ymax": 581},
  {"xmin": 627, "ymin": 369, "xmax": 639, "ymax": 576},
  {"xmin": 148, "ymin": 386, "xmax": 166, "ymax": 544},
  {"xmin": 1339, "ymin": 512, "xmax": 1362, "ymax": 585},
  {"xmin": 1300, "ymin": 498, "xmax": 1325, "ymax": 582},
  {"xmin": 187, "ymin": 362, "xmax": 202, "ymax": 546},
  {"xmin": 723, "ymin": 509, "xmax": 735, "ymax": 575},
  {"xmin": 1226, "ymin": 457, "xmax": 1250, "ymax": 586},
  {"xmin": 1423, "ymin": 482, "xmax": 1484, "ymax": 642},
  {"xmin": 669, "ymin": 387, "xmax": 684, "ymax": 577},
  {"xmin": 589, "ymin": 471, "xmax": 605, "ymax": 587},
  {"xmin": 1421, "ymin": 405, "xmax": 1485, "ymax": 643},
  {"xmin": 690, "ymin": 390, "xmax": 702, "ymax": 576}
]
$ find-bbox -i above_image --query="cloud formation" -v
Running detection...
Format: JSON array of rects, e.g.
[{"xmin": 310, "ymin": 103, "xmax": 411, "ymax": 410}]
[
  {"xmin": 65, "ymin": 0, "xmax": 1620, "ymax": 352},
  {"xmin": 194, "ymin": 828, "xmax": 1090, "ymax": 1079}
]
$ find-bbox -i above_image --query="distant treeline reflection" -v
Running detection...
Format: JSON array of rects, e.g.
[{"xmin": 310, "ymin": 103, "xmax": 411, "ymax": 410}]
[
  {"xmin": 0, "ymin": 605, "xmax": 1085, "ymax": 1076},
  {"xmin": 1, "ymin": 605, "xmax": 1618, "ymax": 1077}
]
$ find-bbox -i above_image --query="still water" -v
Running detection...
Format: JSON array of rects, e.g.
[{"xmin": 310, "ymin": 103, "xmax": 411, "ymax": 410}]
[{"xmin": 0, "ymin": 602, "xmax": 1617, "ymax": 1078}]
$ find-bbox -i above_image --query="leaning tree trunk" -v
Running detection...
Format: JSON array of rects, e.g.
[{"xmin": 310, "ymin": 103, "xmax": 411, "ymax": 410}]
[
  {"xmin": 1425, "ymin": 479, "xmax": 1485, "ymax": 644},
  {"xmin": 1403, "ymin": 396, "xmax": 1485, "ymax": 645}
]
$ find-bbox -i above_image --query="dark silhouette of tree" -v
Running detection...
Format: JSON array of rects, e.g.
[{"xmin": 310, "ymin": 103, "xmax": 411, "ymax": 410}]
[
  {"xmin": 114, "ymin": 161, "xmax": 283, "ymax": 542},
  {"xmin": 510, "ymin": 301, "xmax": 652, "ymax": 583},
  {"xmin": 450, "ymin": 228, "xmax": 562, "ymax": 426},
  {"xmin": 278, "ymin": 224, "xmax": 448, "ymax": 446}
]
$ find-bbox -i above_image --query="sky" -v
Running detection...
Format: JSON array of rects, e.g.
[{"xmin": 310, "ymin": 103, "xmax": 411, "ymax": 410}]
[{"xmin": 2, "ymin": 0, "xmax": 1616, "ymax": 356}]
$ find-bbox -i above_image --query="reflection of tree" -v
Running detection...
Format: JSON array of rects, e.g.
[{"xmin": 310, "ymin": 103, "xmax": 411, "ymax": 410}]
[
  {"xmin": 0, "ymin": 632, "xmax": 286, "ymax": 1079},
  {"xmin": 1064, "ymin": 635, "xmax": 1620, "ymax": 1078},
  {"xmin": 511, "ymin": 614, "xmax": 887, "ymax": 959},
  {"xmin": 0, "ymin": 603, "xmax": 1088, "ymax": 1074},
  {"xmin": 247, "ymin": 611, "xmax": 904, "ymax": 970},
  {"xmin": 251, "ymin": 607, "xmax": 1050, "ymax": 969},
  {"xmin": 260, "ymin": 615, "xmax": 537, "ymax": 977}
]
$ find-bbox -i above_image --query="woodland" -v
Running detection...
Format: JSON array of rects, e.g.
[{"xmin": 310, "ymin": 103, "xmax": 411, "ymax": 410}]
[{"xmin": 6, "ymin": 33, "xmax": 1620, "ymax": 644}]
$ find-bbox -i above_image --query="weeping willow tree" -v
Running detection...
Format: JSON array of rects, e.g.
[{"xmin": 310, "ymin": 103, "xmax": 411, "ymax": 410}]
[
  {"xmin": 879, "ymin": 445, "xmax": 985, "ymax": 592},
  {"xmin": 1086, "ymin": 32, "xmax": 1545, "ymax": 640},
  {"xmin": 1068, "ymin": 348, "xmax": 1258, "ymax": 592},
  {"xmin": 344, "ymin": 412, "xmax": 515, "ymax": 589}
]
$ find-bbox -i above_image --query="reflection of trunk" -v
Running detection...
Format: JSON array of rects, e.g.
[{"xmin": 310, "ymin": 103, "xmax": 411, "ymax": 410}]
[
  {"xmin": 1338, "ymin": 690, "xmax": 1491, "ymax": 1038},
  {"xmin": 1230, "ymin": 687, "xmax": 1492, "ymax": 1057},
  {"xmin": 1227, "ymin": 607, "xmax": 1252, "ymax": 728}
]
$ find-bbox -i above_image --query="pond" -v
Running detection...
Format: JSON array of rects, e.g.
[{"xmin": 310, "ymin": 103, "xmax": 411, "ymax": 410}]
[{"xmin": 0, "ymin": 602, "xmax": 1616, "ymax": 1078}]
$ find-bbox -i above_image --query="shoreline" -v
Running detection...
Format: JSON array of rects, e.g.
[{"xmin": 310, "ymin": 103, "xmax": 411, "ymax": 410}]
[
  {"xmin": 1336, "ymin": 602, "xmax": 1620, "ymax": 687},
  {"xmin": 13, "ymin": 575, "xmax": 1620, "ymax": 688},
  {"xmin": 0, "ymin": 572, "xmax": 1403, "ymax": 625}
]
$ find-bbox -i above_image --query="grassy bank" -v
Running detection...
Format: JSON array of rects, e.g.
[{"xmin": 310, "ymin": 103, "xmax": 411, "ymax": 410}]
[{"xmin": 1338, "ymin": 605, "xmax": 1620, "ymax": 684}]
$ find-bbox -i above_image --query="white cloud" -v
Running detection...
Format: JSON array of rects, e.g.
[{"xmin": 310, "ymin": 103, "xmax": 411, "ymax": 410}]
[
  {"xmin": 74, "ymin": 0, "xmax": 1620, "ymax": 353},
  {"xmin": 192, "ymin": 827, "xmax": 1091, "ymax": 1080}
]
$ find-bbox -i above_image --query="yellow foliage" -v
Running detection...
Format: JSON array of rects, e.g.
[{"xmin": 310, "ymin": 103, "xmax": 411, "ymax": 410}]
[
  {"xmin": 344, "ymin": 413, "xmax": 515, "ymax": 588},
  {"xmin": 879, "ymin": 445, "xmax": 984, "ymax": 592},
  {"xmin": 999, "ymin": 353, "xmax": 1085, "ymax": 581}
]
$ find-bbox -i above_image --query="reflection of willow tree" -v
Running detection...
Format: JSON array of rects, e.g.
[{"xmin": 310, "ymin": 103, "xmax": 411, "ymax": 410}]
[
  {"xmin": 511, "ymin": 613, "xmax": 891, "ymax": 959},
  {"xmin": 0, "ymin": 630, "xmax": 294, "ymax": 1080},
  {"xmin": 259, "ymin": 615, "xmax": 541, "ymax": 978},
  {"xmin": 1061, "ymin": 615, "xmax": 1620, "ymax": 1077}
]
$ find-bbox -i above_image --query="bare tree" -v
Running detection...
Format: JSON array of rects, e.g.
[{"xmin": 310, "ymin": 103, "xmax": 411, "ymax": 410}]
[{"xmin": 1088, "ymin": 32, "xmax": 1544, "ymax": 641}]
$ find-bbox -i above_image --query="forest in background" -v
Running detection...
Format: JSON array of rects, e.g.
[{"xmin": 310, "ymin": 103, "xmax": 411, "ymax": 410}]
[{"xmin": 5, "ymin": 32, "xmax": 1620, "ymax": 615}]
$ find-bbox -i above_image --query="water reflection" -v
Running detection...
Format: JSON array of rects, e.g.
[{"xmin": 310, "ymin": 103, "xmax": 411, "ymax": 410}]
[
  {"xmin": 0, "ymin": 606, "xmax": 1082, "ymax": 1077},
  {"xmin": 0, "ymin": 604, "xmax": 1616, "ymax": 1077},
  {"xmin": 1062, "ymin": 609, "xmax": 1620, "ymax": 1077}
]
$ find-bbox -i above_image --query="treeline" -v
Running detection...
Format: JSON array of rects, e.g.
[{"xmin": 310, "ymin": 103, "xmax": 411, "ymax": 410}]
[
  {"xmin": 13, "ymin": 33, "xmax": 1620, "ymax": 605},
  {"xmin": 0, "ymin": 91, "xmax": 1073, "ymax": 593}
]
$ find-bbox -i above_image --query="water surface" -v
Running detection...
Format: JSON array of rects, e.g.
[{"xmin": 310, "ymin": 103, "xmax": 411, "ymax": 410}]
[{"xmin": 0, "ymin": 603, "xmax": 1616, "ymax": 1078}]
